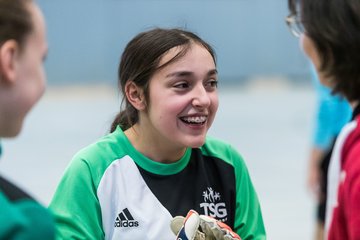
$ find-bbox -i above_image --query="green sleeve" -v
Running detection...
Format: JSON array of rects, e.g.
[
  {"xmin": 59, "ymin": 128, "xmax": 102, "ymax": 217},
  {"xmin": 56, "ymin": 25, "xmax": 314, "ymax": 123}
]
[
  {"xmin": 230, "ymin": 146, "xmax": 266, "ymax": 240},
  {"xmin": 0, "ymin": 192, "xmax": 55, "ymax": 240},
  {"xmin": 49, "ymin": 157, "xmax": 104, "ymax": 240}
]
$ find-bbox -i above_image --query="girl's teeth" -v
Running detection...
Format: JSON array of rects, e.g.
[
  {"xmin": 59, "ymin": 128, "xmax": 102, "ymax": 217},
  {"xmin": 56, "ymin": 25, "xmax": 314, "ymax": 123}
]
[{"xmin": 183, "ymin": 116, "xmax": 206, "ymax": 123}]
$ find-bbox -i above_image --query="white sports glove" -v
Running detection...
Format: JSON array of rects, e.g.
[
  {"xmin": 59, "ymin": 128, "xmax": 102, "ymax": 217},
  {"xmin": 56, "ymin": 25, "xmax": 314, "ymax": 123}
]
[{"xmin": 170, "ymin": 209, "xmax": 241, "ymax": 240}]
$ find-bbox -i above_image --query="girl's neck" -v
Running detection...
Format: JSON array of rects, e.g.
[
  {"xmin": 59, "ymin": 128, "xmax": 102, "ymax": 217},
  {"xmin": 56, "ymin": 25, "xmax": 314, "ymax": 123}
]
[{"xmin": 124, "ymin": 125, "xmax": 187, "ymax": 163}]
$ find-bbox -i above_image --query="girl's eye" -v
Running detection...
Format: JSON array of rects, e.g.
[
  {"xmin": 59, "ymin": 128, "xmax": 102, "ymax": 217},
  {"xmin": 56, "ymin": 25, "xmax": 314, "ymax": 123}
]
[
  {"xmin": 174, "ymin": 82, "xmax": 189, "ymax": 89},
  {"xmin": 205, "ymin": 79, "xmax": 218, "ymax": 89}
]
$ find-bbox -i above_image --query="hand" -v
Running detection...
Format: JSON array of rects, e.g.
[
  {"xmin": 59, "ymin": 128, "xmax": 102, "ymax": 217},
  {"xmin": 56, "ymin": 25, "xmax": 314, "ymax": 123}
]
[
  {"xmin": 170, "ymin": 209, "xmax": 241, "ymax": 240},
  {"xmin": 307, "ymin": 161, "xmax": 321, "ymax": 199},
  {"xmin": 198, "ymin": 214, "xmax": 241, "ymax": 240},
  {"xmin": 307, "ymin": 147, "xmax": 324, "ymax": 200},
  {"xmin": 171, "ymin": 210, "xmax": 204, "ymax": 240}
]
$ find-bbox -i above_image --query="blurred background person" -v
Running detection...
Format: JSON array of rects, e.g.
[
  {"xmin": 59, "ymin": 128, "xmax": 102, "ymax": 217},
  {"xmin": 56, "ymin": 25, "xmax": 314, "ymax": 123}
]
[{"xmin": 0, "ymin": 0, "xmax": 54, "ymax": 238}]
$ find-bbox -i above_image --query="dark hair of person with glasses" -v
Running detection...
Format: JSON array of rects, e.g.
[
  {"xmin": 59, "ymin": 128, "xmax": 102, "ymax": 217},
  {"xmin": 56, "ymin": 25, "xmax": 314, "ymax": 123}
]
[
  {"xmin": 287, "ymin": 0, "xmax": 360, "ymax": 102},
  {"xmin": 286, "ymin": 0, "xmax": 360, "ymax": 240}
]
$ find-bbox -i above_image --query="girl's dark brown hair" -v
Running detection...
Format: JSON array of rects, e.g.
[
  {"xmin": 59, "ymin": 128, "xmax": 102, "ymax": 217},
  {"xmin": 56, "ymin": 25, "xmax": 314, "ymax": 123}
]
[
  {"xmin": 110, "ymin": 28, "xmax": 216, "ymax": 132},
  {"xmin": 0, "ymin": 0, "xmax": 33, "ymax": 51}
]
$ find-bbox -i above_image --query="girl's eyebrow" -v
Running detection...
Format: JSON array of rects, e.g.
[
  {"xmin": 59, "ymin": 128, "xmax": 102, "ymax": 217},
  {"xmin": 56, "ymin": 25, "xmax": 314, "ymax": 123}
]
[
  {"xmin": 166, "ymin": 69, "xmax": 218, "ymax": 78},
  {"xmin": 207, "ymin": 69, "xmax": 218, "ymax": 76},
  {"xmin": 166, "ymin": 71, "xmax": 193, "ymax": 78}
]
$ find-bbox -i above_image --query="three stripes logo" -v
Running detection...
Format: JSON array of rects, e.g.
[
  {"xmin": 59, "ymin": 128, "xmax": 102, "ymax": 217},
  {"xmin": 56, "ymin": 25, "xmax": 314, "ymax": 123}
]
[{"xmin": 114, "ymin": 208, "xmax": 139, "ymax": 228}]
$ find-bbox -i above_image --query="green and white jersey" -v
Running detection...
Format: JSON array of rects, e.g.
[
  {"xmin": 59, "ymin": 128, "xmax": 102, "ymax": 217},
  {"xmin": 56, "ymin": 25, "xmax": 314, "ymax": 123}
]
[
  {"xmin": 0, "ymin": 176, "xmax": 55, "ymax": 239},
  {"xmin": 49, "ymin": 126, "xmax": 265, "ymax": 240}
]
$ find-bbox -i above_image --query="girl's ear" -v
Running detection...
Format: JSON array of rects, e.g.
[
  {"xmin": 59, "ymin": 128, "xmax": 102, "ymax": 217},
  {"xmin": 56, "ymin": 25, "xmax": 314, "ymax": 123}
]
[
  {"xmin": 125, "ymin": 81, "xmax": 146, "ymax": 110},
  {"xmin": 0, "ymin": 40, "xmax": 18, "ymax": 84}
]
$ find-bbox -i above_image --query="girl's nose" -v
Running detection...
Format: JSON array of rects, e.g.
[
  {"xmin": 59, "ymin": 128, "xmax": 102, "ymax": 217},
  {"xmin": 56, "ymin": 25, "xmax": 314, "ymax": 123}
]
[{"xmin": 192, "ymin": 85, "xmax": 211, "ymax": 108}]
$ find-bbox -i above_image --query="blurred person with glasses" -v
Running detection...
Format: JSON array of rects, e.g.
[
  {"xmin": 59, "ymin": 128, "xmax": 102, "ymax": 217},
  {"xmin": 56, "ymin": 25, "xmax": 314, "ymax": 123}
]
[
  {"xmin": 287, "ymin": 3, "xmax": 352, "ymax": 240},
  {"xmin": 286, "ymin": 0, "xmax": 360, "ymax": 239},
  {"xmin": 285, "ymin": 12, "xmax": 304, "ymax": 38}
]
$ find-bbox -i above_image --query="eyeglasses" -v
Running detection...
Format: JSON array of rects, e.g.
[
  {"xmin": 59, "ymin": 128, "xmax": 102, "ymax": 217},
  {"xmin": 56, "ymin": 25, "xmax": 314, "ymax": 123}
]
[{"xmin": 285, "ymin": 14, "xmax": 304, "ymax": 37}]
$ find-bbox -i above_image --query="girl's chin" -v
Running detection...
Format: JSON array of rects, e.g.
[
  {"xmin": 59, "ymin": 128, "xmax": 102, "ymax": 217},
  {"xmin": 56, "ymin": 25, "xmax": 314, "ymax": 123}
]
[{"xmin": 185, "ymin": 138, "xmax": 206, "ymax": 148}]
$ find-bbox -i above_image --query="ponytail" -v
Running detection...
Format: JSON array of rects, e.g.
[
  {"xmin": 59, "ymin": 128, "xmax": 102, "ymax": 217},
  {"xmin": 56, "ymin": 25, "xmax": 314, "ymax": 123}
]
[{"xmin": 110, "ymin": 105, "xmax": 139, "ymax": 133}]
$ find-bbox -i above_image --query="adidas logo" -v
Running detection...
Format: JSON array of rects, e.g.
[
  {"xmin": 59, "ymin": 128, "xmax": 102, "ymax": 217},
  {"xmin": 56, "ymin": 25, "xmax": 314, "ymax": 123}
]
[{"xmin": 114, "ymin": 208, "xmax": 139, "ymax": 228}]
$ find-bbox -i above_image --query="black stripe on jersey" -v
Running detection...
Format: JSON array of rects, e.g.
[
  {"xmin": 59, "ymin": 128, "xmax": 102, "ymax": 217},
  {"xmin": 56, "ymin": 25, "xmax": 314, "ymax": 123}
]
[
  {"xmin": 137, "ymin": 148, "xmax": 236, "ymax": 228},
  {"xmin": 0, "ymin": 175, "xmax": 33, "ymax": 201},
  {"xmin": 123, "ymin": 208, "xmax": 134, "ymax": 220},
  {"xmin": 118, "ymin": 212, "xmax": 127, "ymax": 221}
]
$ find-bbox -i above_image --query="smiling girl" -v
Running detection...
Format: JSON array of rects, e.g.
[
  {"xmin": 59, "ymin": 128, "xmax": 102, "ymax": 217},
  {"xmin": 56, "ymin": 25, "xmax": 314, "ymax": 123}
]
[{"xmin": 49, "ymin": 28, "xmax": 265, "ymax": 240}]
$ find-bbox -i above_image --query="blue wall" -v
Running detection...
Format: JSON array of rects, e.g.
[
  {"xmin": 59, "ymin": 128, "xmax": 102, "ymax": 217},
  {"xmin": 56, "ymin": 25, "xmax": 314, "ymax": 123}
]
[{"xmin": 37, "ymin": 0, "xmax": 310, "ymax": 85}]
